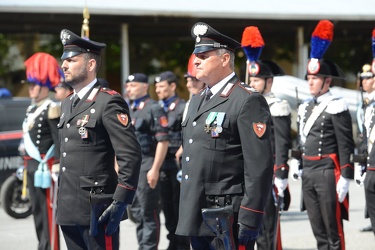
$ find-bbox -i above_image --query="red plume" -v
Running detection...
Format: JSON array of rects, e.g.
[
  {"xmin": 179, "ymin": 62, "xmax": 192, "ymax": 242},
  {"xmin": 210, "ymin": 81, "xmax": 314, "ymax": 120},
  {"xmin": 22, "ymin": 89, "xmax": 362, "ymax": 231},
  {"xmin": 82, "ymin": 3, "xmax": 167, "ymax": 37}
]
[
  {"xmin": 187, "ymin": 54, "xmax": 197, "ymax": 77},
  {"xmin": 312, "ymin": 20, "xmax": 334, "ymax": 42},
  {"xmin": 241, "ymin": 26, "xmax": 265, "ymax": 48},
  {"xmin": 24, "ymin": 52, "xmax": 63, "ymax": 89}
]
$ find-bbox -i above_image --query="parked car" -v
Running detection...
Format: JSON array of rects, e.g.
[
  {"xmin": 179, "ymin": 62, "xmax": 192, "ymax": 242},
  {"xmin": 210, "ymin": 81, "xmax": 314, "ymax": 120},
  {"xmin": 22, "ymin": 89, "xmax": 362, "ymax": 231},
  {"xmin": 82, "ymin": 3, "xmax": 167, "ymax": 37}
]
[{"xmin": 0, "ymin": 97, "xmax": 32, "ymax": 218}]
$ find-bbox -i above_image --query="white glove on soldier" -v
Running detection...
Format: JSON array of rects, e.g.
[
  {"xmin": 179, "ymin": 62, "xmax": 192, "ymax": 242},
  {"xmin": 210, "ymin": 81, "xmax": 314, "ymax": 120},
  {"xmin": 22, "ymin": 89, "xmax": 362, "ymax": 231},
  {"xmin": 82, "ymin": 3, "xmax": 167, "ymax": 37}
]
[
  {"xmin": 336, "ymin": 176, "xmax": 350, "ymax": 203},
  {"xmin": 274, "ymin": 177, "xmax": 288, "ymax": 197},
  {"xmin": 354, "ymin": 163, "xmax": 366, "ymax": 187},
  {"xmin": 290, "ymin": 158, "xmax": 302, "ymax": 181},
  {"xmin": 51, "ymin": 163, "xmax": 60, "ymax": 182}
]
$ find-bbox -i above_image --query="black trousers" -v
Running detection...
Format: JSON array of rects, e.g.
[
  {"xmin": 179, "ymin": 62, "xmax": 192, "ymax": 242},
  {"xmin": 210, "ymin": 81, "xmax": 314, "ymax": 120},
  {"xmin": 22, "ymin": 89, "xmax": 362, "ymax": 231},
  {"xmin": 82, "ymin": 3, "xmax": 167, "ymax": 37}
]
[
  {"xmin": 26, "ymin": 157, "xmax": 59, "ymax": 250},
  {"xmin": 190, "ymin": 236, "xmax": 255, "ymax": 250},
  {"xmin": 256, "ymin": 187, "xmax": 278, "ymax": 250},
  {"xmin": 130, "ymin": 157, "xmax": 161, "ymax": 250},
  {"xmin": 60, "ymin": 225, "xmax": 119, "ymax": 250},
  {"xmin": 302, "ymin": 168, "xmax": 345, "ymax": 250},
  {"xmin": 364, "ymin": 170, "xmax": 375, "ymax": 235},
  {"xmin": 160, "ymin": 163, "xmax": 190, "ymax": 250}
]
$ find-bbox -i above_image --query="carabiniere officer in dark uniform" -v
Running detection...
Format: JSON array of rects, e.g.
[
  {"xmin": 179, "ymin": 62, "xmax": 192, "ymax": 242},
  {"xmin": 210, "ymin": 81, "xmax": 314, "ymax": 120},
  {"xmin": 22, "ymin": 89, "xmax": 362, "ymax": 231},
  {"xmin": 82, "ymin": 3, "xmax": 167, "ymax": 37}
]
[
  {"xmin": 176, "ymin": 22, "xmax": 274, "ymax": 250},
  {"xmin": 56, "ymin": 29, "xmax": 142, "ymax": 250}
]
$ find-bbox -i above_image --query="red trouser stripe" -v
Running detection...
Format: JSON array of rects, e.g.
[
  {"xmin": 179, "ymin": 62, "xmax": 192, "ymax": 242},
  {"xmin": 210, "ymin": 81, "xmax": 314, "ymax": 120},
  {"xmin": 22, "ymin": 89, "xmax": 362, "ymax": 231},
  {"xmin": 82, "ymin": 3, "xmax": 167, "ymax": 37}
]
[
  {"xmin": 103, "ymin": 225, "xmax": 113, "ymax": 250},
  {"xmin": 328, "ymin": 154, "xmax": 346, "ymax": 250}
]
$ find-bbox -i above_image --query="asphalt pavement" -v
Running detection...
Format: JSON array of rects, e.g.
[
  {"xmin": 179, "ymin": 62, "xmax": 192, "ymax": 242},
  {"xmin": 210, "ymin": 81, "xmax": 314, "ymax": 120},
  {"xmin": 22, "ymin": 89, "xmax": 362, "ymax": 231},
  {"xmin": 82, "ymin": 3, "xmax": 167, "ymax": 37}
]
[{"xmin": 0, "ymin": 177, "xmax": 374, "ymax": 250}]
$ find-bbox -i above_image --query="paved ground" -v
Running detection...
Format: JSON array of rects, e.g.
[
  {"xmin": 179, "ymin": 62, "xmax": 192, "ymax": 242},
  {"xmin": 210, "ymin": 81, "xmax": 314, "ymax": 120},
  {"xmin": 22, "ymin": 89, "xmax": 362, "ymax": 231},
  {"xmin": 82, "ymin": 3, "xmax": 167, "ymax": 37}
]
[{"xmin": 0, "ymin": 178, "xmax": 374, "ymax": 249}]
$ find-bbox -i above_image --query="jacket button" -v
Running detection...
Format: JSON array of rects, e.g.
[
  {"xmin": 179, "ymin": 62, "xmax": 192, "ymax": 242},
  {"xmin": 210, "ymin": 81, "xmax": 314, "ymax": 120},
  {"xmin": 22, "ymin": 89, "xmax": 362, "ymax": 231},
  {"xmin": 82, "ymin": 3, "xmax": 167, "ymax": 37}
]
[
  {"xmin": 67, "ymin": 123, "xmax": 70, "ymax": 128},
  {"xmin": 63, "ymin": 152, "xmax": 66, "ymax": 157},
  {"xmin": 65, "ymin": 138, "xmax": 68, "ymax": 142},
  {"xmin": 184, "ymin": 175, "xmax": 189, "ymax": 180},
  {"xmin": 185, "ymin": 157, "xmax": 190, "ymax": 162},
  {"xmin": 192, "ymin": 121, "xmax": 197, "ymax": 126},
  {"xmin": 189, "ymin": 139, "xmax": 193, "ymax": 144},
  {"xmin": 62, "ymin": 167, "xmax": 66, "ymax": 172}
]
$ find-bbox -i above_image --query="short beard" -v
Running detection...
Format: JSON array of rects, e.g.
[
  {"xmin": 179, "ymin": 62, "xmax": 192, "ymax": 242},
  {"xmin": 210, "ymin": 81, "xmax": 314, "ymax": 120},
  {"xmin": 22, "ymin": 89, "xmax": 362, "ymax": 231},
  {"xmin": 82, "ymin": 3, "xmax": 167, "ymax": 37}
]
[{"xmin": 66, "ymin": 67, "xmax": 88, "ymax": 87}]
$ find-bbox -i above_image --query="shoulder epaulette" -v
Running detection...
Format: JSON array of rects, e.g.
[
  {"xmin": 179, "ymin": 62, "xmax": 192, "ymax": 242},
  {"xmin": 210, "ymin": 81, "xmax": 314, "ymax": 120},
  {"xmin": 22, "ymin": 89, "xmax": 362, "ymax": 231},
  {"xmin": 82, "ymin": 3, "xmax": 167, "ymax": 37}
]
[
  {"xmin": 238, "ymin": 82, "xmax": 257, "ymax": 94},
  {"xmin": 325, "ymin": 97, "xmax": 348, "ymax": 114},
  {"xmin": 48, "ymin": 102, "xmax": 61, "ymax": 119},
  {"xmin": 101, "ymin": 87, "xmax": 119, "ymax": 96},
  {"xmin": 270, "ymin": 100, "xmax": 291, "ymax": 117}
]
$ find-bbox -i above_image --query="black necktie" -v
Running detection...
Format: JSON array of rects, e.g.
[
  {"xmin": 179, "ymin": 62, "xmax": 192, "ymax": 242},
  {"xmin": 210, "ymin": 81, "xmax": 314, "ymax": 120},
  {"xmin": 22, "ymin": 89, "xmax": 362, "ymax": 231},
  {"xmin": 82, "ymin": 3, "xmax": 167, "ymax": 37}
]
[
  {"xmin": 71, "ymin": 95, "xmax": 80, "ymax": 111},
  {"xmin": 201, "ymin": 89, "xmax": 213, "ymax": 107}
]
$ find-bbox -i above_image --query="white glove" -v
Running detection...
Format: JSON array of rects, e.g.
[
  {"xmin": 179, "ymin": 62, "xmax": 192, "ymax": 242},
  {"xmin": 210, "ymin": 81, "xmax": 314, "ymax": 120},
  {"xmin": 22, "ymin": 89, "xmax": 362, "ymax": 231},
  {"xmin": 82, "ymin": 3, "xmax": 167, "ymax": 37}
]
[
  {"xmin": 274, "ymin": 177, "xmax": 288, "ymax": 197},
  {"xmin": 51, "ymin": 163, "xmax": 60, "ymax": 182},
  {"xmin": 176, "ymin": 170, "xmax": 182, "ymax": 183},
  {"xmin": 336, "ymin": 176, "xmax": 350, "ymax": 203},
  {"xmin": 354, "ymin": 163, "xmax": 366, "ymax": 187},
  {"xmin": 290, "ymin": 158, "xmax": 302, "ymax": 181}
]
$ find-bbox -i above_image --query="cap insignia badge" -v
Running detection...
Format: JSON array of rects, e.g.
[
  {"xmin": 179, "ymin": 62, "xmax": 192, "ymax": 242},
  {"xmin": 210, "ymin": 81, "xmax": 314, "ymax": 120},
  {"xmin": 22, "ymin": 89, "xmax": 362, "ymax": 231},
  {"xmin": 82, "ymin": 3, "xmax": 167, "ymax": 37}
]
[
  {"xmin": 128, "ymin": 75, "xmax": 135, "ymax": 81},
  {"xmin": 60, "ymin": 30, "xmax": 70, "ymax": 45},
  {"xmin": 307, "ymin": 58, "xmax": 320, "ymax": 75},
  {"xmin": 193, "ymin": 24, "xmax": 208, "ymax": 43},
  {"xmin": 249, "ymin": 62, "xmax": 260, "ymax": 76}
]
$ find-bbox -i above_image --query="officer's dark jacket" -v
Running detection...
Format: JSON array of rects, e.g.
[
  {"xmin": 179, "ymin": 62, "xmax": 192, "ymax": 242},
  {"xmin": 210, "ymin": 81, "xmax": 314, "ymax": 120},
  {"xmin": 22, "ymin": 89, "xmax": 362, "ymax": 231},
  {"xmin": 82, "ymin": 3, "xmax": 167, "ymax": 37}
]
[
  {"xmin": 56, "ymin": 81, "xmax": 141, "ymax": 225},
  {"xmin": 176, "ymin": 75, "xmax": 274, "ymax": 236},
  {"xmin": 130, "ymin": 96, "xmax": 169, "ymax": 163}
]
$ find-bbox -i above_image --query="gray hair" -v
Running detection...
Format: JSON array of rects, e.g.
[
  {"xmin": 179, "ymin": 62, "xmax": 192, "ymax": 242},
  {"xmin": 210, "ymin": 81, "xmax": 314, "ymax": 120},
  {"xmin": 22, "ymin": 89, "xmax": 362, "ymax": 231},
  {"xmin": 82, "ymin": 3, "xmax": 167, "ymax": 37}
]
[{"xmin": 215, "ymin": 49, "xmax": 235, "ymax": 70}]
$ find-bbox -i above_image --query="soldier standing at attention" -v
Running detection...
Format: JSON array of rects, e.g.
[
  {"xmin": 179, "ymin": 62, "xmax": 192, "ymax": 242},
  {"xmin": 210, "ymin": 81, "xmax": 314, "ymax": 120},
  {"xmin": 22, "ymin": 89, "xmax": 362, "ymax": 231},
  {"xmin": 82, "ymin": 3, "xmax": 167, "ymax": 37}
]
[
  {"xmin": 22, "ymin": 52, "xmax": 63, "ymax": 250},
  {"xmin": 56, "ymin": 29, "xmax": 142, "ymax": 250},
  {"xmin": 126, "ymin": 73, "xmax": 170, "ymax": 250},
  {"xmin": 290, "ymin": 20, "xmax": 355, "ymax": 250},
  {"xmin": 176, "ymin": 22, "xmax": 274, "ymax": 250}
]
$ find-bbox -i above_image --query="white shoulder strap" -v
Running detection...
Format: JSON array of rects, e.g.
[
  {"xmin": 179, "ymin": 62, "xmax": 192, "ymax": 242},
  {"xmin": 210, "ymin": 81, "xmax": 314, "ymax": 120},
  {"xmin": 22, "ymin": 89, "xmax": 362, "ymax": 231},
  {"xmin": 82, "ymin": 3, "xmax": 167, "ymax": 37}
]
[{"xmin": 303, "ymin": 96, "xmax": 336, "ymax": 139}]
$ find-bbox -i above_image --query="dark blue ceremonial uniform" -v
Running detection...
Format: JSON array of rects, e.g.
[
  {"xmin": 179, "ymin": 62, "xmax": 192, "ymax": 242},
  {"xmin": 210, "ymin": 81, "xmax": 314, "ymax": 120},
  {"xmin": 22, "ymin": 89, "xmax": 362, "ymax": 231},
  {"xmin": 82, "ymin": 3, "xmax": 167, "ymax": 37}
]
[
  {"xmin": 23, "ymin": 98, "xmax": 60, "ymax": 250},
  {"xmin": 297, "ymin": 91, "xmax": 354, "ymax": 250}
]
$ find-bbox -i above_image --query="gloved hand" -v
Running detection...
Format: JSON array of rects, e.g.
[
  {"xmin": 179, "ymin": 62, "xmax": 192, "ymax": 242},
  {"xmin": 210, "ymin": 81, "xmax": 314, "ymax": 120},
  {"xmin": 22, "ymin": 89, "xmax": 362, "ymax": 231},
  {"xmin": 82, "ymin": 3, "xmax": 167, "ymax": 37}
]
[
  {"xmin": 98, "ymin": 200, "xmax": 127, "ymax": 235},
  {"xmin": 336, "ymin": 176, "xmax": 350, "ymax": 203},
  {"xmin": 354, "ymin": 163, "xmax": 366, "ymax": 187},
  {"xmin": 290, "ymin": 158, "xmax": 302, "ymax": 181},
  {"xmin": 238, "ymin": 223, "xmax": 259, "ymax": 246},
  {"xmin": 274, "ymin": 177, "xmax": 288, "ymax": 197},
  {"xmin": 176, "ymin": 170, "xmax": 182, "ymax": 183},
  {"xmin": 51, "ymin": 163, "xmax": 60, "ymax": 182}
]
